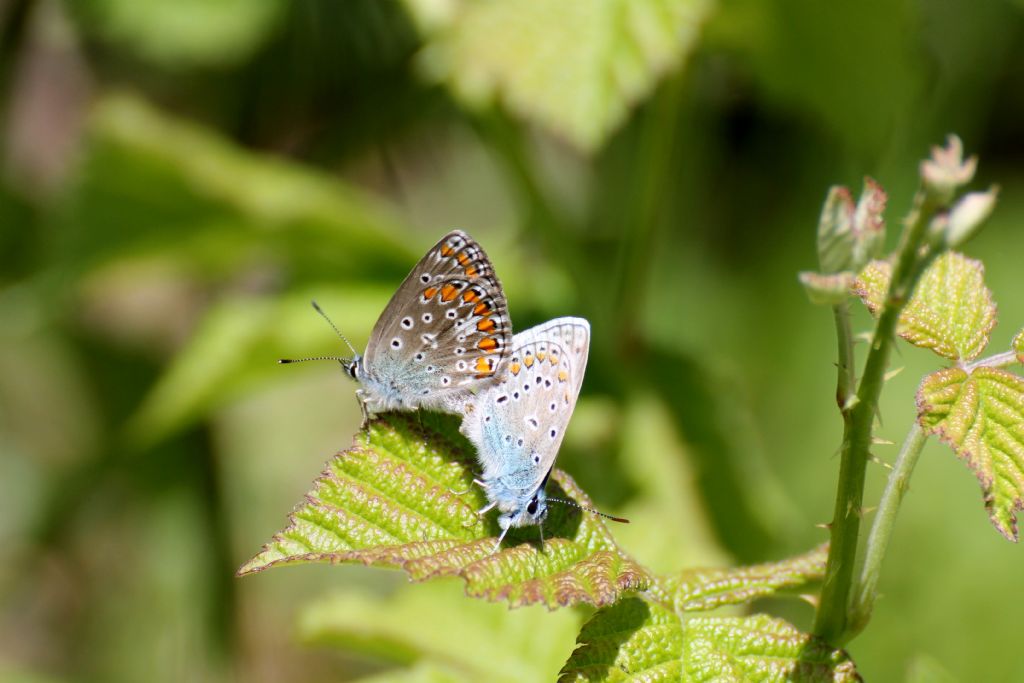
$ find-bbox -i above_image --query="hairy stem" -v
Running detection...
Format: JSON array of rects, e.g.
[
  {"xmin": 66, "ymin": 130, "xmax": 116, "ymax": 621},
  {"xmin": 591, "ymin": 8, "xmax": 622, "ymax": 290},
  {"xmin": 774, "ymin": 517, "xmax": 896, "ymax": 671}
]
[
  {"xmin": 849, "ymin": 422, "xmax": 928, "ymax": 635},
  {"xmin": 814, "ymin": 190, "xmax": 939, "ymax": 644},
  {"xmin": 965, "ymin": 349, "xmax": 1019, "ymax": 371}
]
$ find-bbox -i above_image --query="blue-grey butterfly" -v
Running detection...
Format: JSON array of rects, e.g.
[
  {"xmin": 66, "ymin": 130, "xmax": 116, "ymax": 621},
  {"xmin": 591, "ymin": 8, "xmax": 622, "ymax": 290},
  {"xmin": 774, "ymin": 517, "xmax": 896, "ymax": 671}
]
[
  {"xmin": 461, "ymin": 317, "xmax": 623, "ymax": 549},
  {"xmin": 281, "ymin": 231, "xmax": 512, "ymax": 420}
]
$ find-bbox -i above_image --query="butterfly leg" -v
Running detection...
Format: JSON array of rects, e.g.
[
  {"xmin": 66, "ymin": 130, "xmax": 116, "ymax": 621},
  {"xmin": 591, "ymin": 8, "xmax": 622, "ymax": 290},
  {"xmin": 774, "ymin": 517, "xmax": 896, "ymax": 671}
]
[
  {"xmin": 356, "ymin": 391, "xmax": 371, "ymax": 429},
  {"xmin": 492, "ymin": 525, "xmax": 511, "ymax": 553},
  {"xmin": 449, "ymin": 478, "xmax": 488, "ymax": 496}
]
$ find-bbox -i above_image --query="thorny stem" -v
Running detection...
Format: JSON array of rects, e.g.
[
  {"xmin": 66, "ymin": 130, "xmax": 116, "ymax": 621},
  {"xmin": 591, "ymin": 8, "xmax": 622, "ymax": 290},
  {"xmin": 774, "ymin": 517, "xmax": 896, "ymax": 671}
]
[
  {"xmin": 849, "ymin": 422, "xmax": 927, "ymax": 635},
  {"xmin": 833, "ymin": 302, "xmax": 856, "ymax": 410},
  {"xmin": 849, "ymin": 347, "xmax": 1019, "ymax": 634},
  {"xmin": 814, "ymin": 189, "xmax": 941, "ymax": 645}
]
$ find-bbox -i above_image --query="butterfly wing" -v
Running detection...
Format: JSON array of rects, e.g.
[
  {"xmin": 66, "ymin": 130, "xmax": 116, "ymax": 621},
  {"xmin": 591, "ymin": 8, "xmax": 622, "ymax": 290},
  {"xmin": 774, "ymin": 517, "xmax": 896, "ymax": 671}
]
[
  {"xmin": 462, "ymin": 317, "xmax": 590, "ymax": 497},
  {"xmin": 360, "ymin": 230, "xmax": 512, "ymax": 412}
]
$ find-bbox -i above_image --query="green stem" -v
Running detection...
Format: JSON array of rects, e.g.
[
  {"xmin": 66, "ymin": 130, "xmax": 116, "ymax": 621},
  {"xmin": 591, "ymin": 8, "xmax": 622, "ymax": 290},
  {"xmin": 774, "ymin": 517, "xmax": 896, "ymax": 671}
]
[
  {"xmin": 848, "ymin": 422, "xmax": 928, "ymax": 635},
  {"xmin": 814, "ymin": 190, "xmax": 939, "ymax": 644},
  {"xmin": 833, "ymin": 302, "xmax": 856, "ymax": 410}
]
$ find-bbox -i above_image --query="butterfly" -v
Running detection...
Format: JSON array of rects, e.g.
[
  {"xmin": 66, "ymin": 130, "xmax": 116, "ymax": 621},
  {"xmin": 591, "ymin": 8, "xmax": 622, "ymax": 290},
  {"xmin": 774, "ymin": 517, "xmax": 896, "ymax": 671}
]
[
  {"xmin": 460, "ymin": 317, "xmax": 604, "ymax": 549},
  {"xmin": 281, "ymin": 231, "xmax": 512, "ymax": 421}
]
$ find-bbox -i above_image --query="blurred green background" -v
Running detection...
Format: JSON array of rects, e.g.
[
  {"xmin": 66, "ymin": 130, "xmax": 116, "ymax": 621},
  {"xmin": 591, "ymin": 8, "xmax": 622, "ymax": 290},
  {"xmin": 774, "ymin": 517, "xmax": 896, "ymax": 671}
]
[{"xmin": 2, "ymin": 0, "xmax": 1023, "ymax": 681}]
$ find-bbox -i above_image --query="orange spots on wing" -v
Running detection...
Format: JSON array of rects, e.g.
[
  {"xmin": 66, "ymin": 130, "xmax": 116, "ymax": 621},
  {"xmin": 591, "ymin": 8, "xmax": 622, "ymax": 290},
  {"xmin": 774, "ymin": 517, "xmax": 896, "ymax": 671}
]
[
  {"xmin": 476, "ymin": 318, "xmax": 496, "ymax": 333},
  {"xmin": 510, "ymin": 362, "xmax": 521, "ymax": 376},
  {"xmin": 478, "ymin": 337, "xmax": 498, "ymax": 352},
  {"xmin": 475, "ymin": 356, "xmax": 494, "ymax": 375},
  {"xmin": 440, "ymin": 284, "xmax": 459, "ymax": 302},
  {"xmin": 536, "ymin": 351, "xmax": 546, "ymax": 362},
  {"xmin": 465, "ymin": 266, "xmax": 478, "ymax": 278},
  {"xmin": 463, "ymin": 289, "xmax": 480, "ymax": 303},
  {"xmin": 440, "ymin": 244, "xmax": 454, "ymax": 257},
  {"xmin": 456, "ymin": 252, "xmax": 470, "ymax": 266},
  {"xmin": 423, "ymin": 286, "xmax": 438, "ymax": 300},
  {"xmin": 557, "ymin": 369, "xmax": 569, "ymax": 382},
  {"xmin": 524, "ymin": 353, "xmax": 535, "ymax": 368},
  {"xmin": 548, "ymin": 353, "xmax": 559, "ymax": 365},
  {"xmin": 473, "ymin": 302, "xmax": 491, "ymax": 316}
]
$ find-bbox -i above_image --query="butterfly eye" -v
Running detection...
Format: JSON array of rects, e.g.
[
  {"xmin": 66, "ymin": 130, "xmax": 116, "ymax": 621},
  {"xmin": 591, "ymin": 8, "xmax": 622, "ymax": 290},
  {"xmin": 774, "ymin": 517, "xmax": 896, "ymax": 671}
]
[{"xmin": 527, "ymin": 499, "xmax": 539, "ymax": 515}]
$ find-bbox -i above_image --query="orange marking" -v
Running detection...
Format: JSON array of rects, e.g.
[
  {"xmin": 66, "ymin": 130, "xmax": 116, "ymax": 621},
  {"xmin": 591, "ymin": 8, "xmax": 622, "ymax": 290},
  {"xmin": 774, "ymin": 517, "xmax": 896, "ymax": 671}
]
[
  {"xmin": 510, "ymin": 362, "xmax": 521, "ymax": 375},
  {"xmin": 475, "ymin": 357, "xmax": 493, "ymax": 374},
  {"xmin": 440, "ymin": 284, "xmax": 459, "ymax": 302},
  {"xmin": 440, "ymin": 244, "xmax": 454, "ymax": 257},
  {"xmin": 524, "ymin": 353, "xmax": 534, "ymax": 368},
  {"xmin": 558, "ymin": 370, "xmax": 569, "ymax": 382},
  {"xmin": 423, "ymin": 286, "xmax": 438, "ymax": 299},
  {"xmin": 473, "ymin": 302, "xmax": 491, "ymax": 316},
  {"xmin": 537, "ymin": 351, "xmax": 546, "ymax": 362},
  {"xmin": 456, "ymin": 252, "xmax": 470, "ymax": 266},
  {"xmin": 477, "ymin": 318, "xmax": 496, "ymax": 333},
  {"xmin": 478, "ymin": 337, "xmax": 498, "ymax": 352},
  {"xmin": 463, "ymin": 290, "xmax": 480, "ymax": 303},
  {"xmin": 549, "ymin": 353, "xmax": 559, "ymax": 365},
  {"xmin": 465, "ymin": 266, "xmax": 478, "ymax": 278}
]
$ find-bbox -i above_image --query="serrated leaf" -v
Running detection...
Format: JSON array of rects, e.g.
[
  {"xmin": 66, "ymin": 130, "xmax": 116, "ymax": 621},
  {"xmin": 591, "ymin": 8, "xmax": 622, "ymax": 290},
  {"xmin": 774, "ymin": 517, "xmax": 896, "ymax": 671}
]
[
  {"xmin": 853, "ymin": 252, "xmax": 997, "ymax": 361},
  {"xmin": 917, "ymin": 366, "xmax": 1024, "ymax": 541},
  {"xmin": 239, "ymin": 412, "xmax": 650, "ymax": 608},
  {"xmin": 559, "ymin": 599, "xmax": 859, "ymax": 682},
  {"xmin": 404, "ymin": 0, "xmax": 711, "ymax": 152},
  {"xmin": 1014, "ymin": 329, "xmax": 1024, "ymax": 363},
  {"xmin": 651, "ymin": 543, "xmax": 828, "ymax": 613},
  {"xmin": 680, "ymin": 615, "xmax": 860, "ymax": 682}
]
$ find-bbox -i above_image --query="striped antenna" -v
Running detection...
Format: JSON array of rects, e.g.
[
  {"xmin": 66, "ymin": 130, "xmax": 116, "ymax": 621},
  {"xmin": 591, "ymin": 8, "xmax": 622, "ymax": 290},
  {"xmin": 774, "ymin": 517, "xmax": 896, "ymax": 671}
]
[{"xmin": 546, "ymin": 497, "xmax": 630, "ymax": 523}]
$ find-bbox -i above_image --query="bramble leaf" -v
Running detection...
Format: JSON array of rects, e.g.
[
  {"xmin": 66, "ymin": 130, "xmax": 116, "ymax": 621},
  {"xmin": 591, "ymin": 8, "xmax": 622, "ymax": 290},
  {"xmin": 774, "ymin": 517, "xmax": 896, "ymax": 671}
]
[
  {"xmin": 853, "ymin": 252, "xmax": 996, "ymax": 361},
  {"xmin": 239, "ymin": 412, "xmax": 650, "ymax": 608},
  {"xmin": 403, "ymin": 0, "xmax": 711, "ymax": 152},
  {"xmin": 651, "ymin": 543, "xmax": 828, "ymax": 613},
  {"xmin": 559, "ymin": 599, "xmax": 860, "ymax": 682},
  {"xmin": 917, "ymin": 366, "xmax": 1024, "ymax": 541},
  {"xmin": 1014, "ymin": 328, "xmax": 1024, "ymax": 364}
]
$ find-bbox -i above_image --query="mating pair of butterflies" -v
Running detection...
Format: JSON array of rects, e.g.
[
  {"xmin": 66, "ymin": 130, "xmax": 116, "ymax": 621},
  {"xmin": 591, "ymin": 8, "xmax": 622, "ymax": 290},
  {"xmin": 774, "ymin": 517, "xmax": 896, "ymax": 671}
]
[{"xmin": 284, "ymin": 231, "xmax": 609, "ymax": 550}]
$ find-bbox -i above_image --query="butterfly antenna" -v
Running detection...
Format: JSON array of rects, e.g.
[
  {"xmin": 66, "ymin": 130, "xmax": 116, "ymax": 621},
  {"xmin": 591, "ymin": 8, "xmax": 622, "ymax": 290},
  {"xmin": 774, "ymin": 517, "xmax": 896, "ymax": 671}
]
[
  {"xmin": 278, "ymin": 355, "xmax": 347, "ymax": 364},
  {"xmin": 546, "ymin": 497, "xmax": 630, "ymax": 524},
  {"xmin": 311, "ymin": 300, "xmax": 358, "ymax": 356}
]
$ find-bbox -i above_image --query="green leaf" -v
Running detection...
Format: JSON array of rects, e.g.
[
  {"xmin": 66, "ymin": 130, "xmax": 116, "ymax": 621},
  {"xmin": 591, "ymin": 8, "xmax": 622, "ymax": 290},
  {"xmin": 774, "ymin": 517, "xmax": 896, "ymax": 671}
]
[
  {"xmin": 559, "ymin": 599, "xmax": 860, "ymax": 682},
  {"xmin": 853, "ymin": 252, "xmax": 997, "ymax": 361},
  {"xmin": 403, "ymin": 0, "xmax": 712, "ymax": 152},
  {"xmin": 73, "ymin": 0, "xmax": 284, "ymax": 67},
  {"xmin": 123, "ymin": 286, "xmax": 392, "ymax": 447},
  {"xmin": 815, "ymin": 180, "xmax": 886, "ymax": 275},
  {"xmin": 300, "ymin": 580, "xmax": 582, "ymax": 683},
  {"xmin": 917, "ymin": 366, "xmax": 1024, "ymax": 541},
  {"xmin": 799, "ymin": 271, "xmax": 856, "ymax": 306},
  {"xmin": 65, "ymin": 94, "xmax": 413, "ymax": 277},
  {"xmin": 238, "ymin": 412, "xmax": 651, "ymax": 608},
  {"xmin": 1014, "ymin": 329, "xmax": 1024, "ymax": 364},
  {"xmin": 651, "ymin": 543, "xmax": 828, "ymax": 613}
]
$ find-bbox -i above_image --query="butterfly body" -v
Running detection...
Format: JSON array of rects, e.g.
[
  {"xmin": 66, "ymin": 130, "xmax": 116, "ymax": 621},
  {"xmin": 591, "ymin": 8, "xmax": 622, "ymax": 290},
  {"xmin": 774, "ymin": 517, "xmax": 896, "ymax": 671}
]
[
  {"xmin": 338, "ymin": 230, "xmax": 512, "ymax": 419},
  {"xmin": 461, "ymin": 317, "xmax": 590, "ymax": 542}
]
